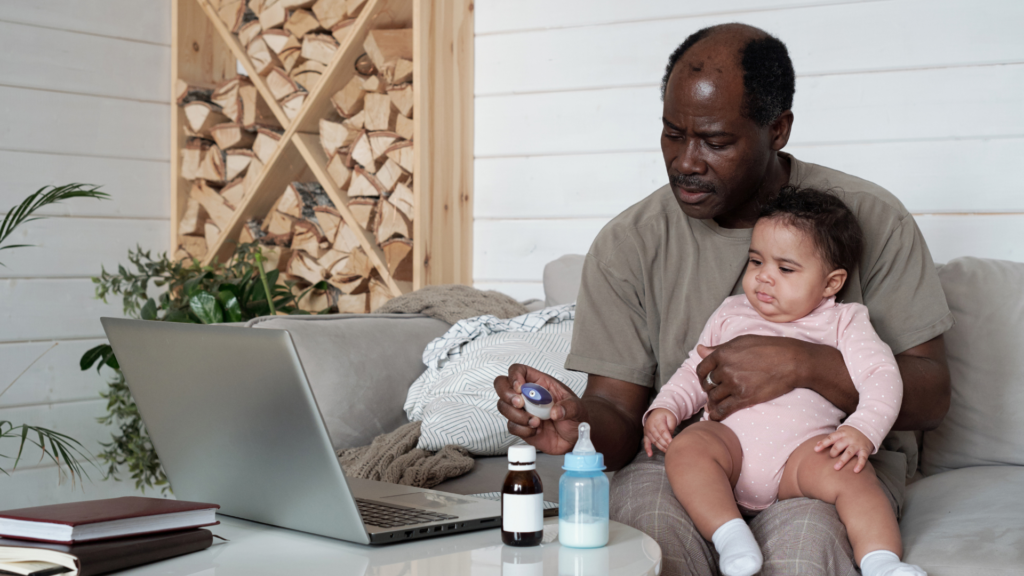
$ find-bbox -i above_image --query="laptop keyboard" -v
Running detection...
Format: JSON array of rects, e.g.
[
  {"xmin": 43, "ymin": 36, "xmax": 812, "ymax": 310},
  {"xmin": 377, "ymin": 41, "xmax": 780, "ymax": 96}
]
[{"xmin": 356, "ymin": 498, "xmax": 458, "ymax": 529}]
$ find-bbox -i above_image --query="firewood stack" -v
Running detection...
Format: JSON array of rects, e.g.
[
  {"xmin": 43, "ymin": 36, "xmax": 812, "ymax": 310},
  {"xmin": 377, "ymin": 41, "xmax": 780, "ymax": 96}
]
[
  {"xmin": 313, "ymin": 27, "xmax": 415, "ymax": 310},
  {"xmin": 214, "ymin": 0, "xmax": 363, "ymax": 119},
  {"xmin": 173, "ymin": 0, "xmax": 414, "ymax": 315},
  {"xmin": 174, "ymin": 74, "xmax": 282, "ymax": 262},
  {"xmin": 238, "ymin": 177, "xmax": 410, "ymax": 313},
  {"xmin": 245, "ymin": 27, "xmax": 414, "ymax": 313}
]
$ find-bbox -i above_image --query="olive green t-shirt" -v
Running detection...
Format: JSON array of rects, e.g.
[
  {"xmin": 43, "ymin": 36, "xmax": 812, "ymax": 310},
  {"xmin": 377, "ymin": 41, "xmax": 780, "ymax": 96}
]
[{"xmin": 566, "ymin": 153, "xmax": 954, "ymax": 510}]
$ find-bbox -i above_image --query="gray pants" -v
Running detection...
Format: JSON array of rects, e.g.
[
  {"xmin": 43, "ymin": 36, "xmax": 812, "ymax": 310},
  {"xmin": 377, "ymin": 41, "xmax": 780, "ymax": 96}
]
[{"xmin": 610, "ymin": 450, "xmax": 902, "ymax": 576}]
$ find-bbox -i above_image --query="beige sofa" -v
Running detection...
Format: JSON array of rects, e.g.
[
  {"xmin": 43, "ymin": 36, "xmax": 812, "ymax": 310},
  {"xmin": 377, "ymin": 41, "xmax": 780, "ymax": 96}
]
[
  {"xmin": 899, "ymin": 257, "xmax": 1024, "ymax": 574},
  {"xmin": 250, "ymin": 255, "xmax": 1024, "ymax": 575}
]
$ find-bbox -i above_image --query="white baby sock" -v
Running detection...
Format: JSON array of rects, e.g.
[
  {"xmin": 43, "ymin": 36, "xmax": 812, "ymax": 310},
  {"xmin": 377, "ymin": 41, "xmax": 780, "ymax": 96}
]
[
  {"xmin": 711, "ymin": 518, "xmax": 763, "ymax": 576},
  {"xmin": 860, "ymin": 550, "xmax": 927, "ymax": 576}
]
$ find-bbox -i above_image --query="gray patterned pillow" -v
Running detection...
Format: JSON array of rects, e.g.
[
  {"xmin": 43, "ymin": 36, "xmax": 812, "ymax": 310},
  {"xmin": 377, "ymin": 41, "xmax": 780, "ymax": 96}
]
[{"xmin": 405, "ymin": 308, "xmax": 585, "ymax": 455}]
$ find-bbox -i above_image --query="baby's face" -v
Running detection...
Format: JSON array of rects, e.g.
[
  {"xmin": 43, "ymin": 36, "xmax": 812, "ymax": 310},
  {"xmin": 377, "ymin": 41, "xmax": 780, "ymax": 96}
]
[{"xmin": 742, "ymin": 217, "xmax": 840, "ymax": 323}]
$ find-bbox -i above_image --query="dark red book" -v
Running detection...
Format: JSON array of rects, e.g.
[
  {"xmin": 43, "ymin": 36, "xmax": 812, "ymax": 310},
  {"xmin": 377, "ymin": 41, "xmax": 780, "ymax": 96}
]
[
  {"xmin": 0, "ymin": 498, "xmax": 219, "ymax": 544},
  {"xmin": 0, "ymin": 528, "xmax": 213, "ymax": 576}
]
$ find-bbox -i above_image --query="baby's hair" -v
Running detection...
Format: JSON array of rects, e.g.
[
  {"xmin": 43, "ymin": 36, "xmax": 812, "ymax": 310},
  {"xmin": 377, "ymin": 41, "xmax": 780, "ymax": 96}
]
[{"xmin": 758, "ymin": 186, "xmax": 863, "ymax": 273}]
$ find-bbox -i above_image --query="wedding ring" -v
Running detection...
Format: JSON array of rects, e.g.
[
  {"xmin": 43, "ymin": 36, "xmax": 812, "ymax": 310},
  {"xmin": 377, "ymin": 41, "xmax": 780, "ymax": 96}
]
[{"xmin": 705, "ymin": 371, "xmax": 715, "ymax": 387}]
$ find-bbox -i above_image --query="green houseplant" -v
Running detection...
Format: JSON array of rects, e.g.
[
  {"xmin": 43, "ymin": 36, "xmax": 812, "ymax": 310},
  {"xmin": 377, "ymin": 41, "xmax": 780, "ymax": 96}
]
[
  {"xmin": 0, "ymin": 184, "xmax": 110, "ymax": 483},
  {"xmin": 82, "ymin": 242, "xmax": 335, "ymax": 492}
]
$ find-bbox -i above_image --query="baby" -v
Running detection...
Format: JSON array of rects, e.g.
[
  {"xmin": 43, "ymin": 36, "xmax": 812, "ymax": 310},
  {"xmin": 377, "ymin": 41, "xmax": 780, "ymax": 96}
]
[{"xmin": 643, "ymin": 187, "xmax": 926, "ymax": 576}]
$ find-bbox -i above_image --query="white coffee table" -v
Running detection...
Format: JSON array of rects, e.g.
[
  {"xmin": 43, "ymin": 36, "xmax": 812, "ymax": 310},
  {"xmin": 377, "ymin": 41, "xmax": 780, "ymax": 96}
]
[{"xmin": 116, "ymin": 515, "xmax": 661, "ymax": 575}]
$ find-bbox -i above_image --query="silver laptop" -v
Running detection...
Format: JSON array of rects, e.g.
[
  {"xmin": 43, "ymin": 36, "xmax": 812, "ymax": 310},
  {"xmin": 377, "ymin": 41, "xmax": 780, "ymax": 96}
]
[{"xmin": 101, "ymin": 318, "xmax": 501, "ymax": 545}]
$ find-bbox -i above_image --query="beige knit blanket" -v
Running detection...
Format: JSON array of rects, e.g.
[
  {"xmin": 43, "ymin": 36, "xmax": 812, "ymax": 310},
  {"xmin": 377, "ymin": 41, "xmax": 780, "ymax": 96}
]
[
  {"xmin": 337, "ymin": 421, "xmax": 475, "ymax": 488},
  {"xmin": 374, "ymin": 284, "xmax": 528, "ymax": 325}
]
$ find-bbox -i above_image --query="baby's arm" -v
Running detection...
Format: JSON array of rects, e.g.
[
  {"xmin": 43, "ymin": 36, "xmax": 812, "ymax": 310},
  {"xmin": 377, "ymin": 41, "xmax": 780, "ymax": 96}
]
[
  {"xmin": 643, "ymin": 408, "xmax": 678, "ymax": 455},
  {"xmin": 642, "ymin": 306, "xmax": 723, "ymax": 455},
  {"xmin": 817, "ymin": 304, "xmax": 903, "ymax": 471}
]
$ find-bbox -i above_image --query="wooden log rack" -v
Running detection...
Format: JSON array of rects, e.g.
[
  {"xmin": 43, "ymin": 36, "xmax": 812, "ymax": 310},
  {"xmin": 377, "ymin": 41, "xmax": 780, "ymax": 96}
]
[{"xmin": 170, "ymin": 0, "xmax": 473, "ymax": 312}]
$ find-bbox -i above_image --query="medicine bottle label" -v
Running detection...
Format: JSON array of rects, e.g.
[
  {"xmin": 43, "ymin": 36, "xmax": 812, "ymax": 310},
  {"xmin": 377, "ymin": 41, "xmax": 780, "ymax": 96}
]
[{"xmin": 502, "ymin": 493, "xmax": 543, "ymax": 532}]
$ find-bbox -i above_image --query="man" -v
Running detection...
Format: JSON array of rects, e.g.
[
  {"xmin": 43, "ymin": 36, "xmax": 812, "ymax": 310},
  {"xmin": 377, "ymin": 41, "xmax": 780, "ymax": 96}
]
[{"xmin": 494, "ymin": 23, "xmax": 953, "ymax": 576}]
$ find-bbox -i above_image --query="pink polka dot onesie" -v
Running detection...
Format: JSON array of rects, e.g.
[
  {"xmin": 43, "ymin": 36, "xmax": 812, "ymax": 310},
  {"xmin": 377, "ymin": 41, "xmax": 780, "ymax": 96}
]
[{"xmin": 646, "ymin": 295, "xmax": 902, "ymax": 513}]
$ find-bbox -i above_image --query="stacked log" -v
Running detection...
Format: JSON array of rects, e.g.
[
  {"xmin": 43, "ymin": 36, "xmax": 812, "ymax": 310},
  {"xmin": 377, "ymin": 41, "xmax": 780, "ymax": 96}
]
[
  {"xmin": 239, "ymin": 180, "xmax": 402, "ymax": 313},
  {"xmin": 174, "ymin": 74, "xmax": 281, "ymax": 263},
  {"xmin": 216, "ymin": 0, "xmax": 362, "ymax": 119},
  {"xmin": 318, "ymin": 27, "xmax": 415, "ymax": 305}
]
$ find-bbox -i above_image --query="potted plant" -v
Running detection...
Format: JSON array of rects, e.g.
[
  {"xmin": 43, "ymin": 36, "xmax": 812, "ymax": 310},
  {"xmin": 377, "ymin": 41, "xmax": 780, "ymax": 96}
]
[
  {"xmin": 0, "ymin": 184, "xmax": 109, "ymax": 483},
  {"xmin": 82, "ymin": 242, "xmax": 336, "ymax": 492}
]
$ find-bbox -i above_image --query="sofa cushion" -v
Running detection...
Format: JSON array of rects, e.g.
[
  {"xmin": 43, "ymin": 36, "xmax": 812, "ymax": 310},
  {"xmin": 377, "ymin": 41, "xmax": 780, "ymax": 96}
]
[
  {"xmin": 901, "ymin": 466, "xmax": 1024, "ymax": 575},
  {"xmin": 248, "ymin": 314, "xmax": 450, "ymax": 451},
  {"xmin": 544, "ymin": 254, "xmax": 584, "ymax": 306},
  {"xmin": 923, "ymin": 257, "xmax": 1024, "ymax": 475}
]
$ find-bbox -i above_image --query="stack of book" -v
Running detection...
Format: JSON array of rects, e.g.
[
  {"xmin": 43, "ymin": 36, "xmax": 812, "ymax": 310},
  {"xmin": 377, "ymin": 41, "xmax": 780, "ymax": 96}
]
[{"xmin": 0, "ymin": 497, "xmax": 219, "ymax": 576}]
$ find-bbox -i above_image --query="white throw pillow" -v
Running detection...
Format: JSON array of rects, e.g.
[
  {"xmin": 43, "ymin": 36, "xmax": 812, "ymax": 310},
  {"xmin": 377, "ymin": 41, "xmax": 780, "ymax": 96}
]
[{"xmin": 405, "ymin": 306, "xmax": 586, "ymax": 455}]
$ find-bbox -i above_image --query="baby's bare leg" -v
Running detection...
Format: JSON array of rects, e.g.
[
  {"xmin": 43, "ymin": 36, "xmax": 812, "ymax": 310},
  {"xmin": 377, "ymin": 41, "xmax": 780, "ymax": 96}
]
[
  {"xmin": 778, "ymin": 435, "xmax": 902, "ymax": 562},
  {"xmin": 665, "ymin": 420, "xmax": 744, "ymax": 540},
  {"xmin": 666, "ymin": 421, "xmax": 761, "ymax": 576}
]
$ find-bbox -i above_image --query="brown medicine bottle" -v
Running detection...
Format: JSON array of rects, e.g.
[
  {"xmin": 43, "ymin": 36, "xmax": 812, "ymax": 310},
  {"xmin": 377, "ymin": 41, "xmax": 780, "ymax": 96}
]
[{"xmin": 502, "ymin": 444, "xmax": 544, "ymax": 546}]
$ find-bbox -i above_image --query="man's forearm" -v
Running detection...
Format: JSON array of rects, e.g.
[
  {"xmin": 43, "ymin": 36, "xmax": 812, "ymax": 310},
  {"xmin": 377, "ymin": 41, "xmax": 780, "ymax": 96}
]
[
  {"xmin": 891, "ymin": 336, "xmax": 950, "ymax": 430},
  {"xmin": 799, "ymin": 340, "xmax": 860, "ymax": 414},
  {"xmin": 578, "ymin": 375, "xmax": 651, "ymax": 470},
  {"xmin": 583, "ymin": 395, "xmax": 644, "ymax": 471}
]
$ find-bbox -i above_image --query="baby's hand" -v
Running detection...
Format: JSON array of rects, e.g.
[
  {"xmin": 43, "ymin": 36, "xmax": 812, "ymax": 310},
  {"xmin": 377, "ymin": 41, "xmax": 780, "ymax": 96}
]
[
  {"xmin": 643, "ymin": 408, "xmax": 678, "ymax": 457},
  {"xmin": 815, "ymin": 426, "xmax": 874, "ymax": 473}
]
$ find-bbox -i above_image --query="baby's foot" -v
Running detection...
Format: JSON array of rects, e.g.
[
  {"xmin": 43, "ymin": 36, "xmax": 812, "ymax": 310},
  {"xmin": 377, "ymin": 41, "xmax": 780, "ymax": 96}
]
[
  {"xmin": 711, "ymin": 518, "xmax": 762, "ymax": 576},
  {"xmin": 860, "ymin": 550, "xmax": 927, "ymax": 576}
]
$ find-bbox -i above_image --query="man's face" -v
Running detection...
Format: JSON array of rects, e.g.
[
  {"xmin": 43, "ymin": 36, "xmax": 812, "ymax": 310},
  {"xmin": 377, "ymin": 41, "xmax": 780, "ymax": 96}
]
[{"xmin": 661, "ymin": 50, "xmax": 775, "ymax": 226}]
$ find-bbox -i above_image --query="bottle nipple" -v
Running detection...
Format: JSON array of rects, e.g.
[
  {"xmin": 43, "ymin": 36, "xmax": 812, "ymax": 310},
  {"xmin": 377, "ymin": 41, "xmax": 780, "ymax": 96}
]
[{"xmin": 573, "ymin": 423, "xmax": 596, "ymax": 455}]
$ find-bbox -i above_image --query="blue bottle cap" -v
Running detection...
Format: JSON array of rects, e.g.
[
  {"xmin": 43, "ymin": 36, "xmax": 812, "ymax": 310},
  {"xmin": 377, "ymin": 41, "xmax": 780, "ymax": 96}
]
[
  {"xmin": 521, "ymin": 383, "xmax": 553, "ymax": 406},
  {"xmin": 563, "ymin": 452, "xmax": 605, "ymax": 471}
]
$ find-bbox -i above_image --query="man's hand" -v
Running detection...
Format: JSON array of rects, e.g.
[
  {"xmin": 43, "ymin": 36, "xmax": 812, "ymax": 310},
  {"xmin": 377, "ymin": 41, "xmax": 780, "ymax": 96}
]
[
  {"xmin": 695, "ymin": 335, "xmax": 859, "ymax": 421},
  {"xmin": 643, "ymin": 408, "xmax": 678, "ymax": 457},
  {"xmin": 815, "ymin": 426, "xmax": 873, "ymax": 473},
  {"xmin": 494, "ymin": 363, "xmax": 587, "ymax": 456}
]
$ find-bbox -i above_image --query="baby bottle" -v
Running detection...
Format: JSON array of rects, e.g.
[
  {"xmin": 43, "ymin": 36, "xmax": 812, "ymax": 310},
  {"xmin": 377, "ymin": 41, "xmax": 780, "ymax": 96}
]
[{"xmin": 558, "ymin": 423, "xmax": 609, "ymax": 548}]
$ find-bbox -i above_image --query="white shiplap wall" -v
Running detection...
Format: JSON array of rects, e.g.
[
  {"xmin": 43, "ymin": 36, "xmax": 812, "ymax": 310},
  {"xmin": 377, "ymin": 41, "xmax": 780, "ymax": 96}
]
[
  {"xmin": 0, "ymin": 2, "xmax": 170, "ymax": 507},
  {"xmin": 472, "ymin": 0, "xmax": 1024, "ymax": 300}
]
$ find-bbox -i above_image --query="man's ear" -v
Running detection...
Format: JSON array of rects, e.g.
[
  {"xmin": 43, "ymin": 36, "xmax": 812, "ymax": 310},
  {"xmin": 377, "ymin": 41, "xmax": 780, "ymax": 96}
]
[
  {"xmin": 770, "ymin": 110, "xmax": 794, "ymax": 151},
  {"xmin": 823, "ymin": 268, "xmax": 847, "ymax": 298}
]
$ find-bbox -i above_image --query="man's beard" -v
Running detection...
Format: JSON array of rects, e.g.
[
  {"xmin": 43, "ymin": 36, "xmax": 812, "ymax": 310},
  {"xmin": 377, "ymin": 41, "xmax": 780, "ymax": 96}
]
[{"xmin": 671, "ymin": 173, "xmax": 717, "ymax": 194}]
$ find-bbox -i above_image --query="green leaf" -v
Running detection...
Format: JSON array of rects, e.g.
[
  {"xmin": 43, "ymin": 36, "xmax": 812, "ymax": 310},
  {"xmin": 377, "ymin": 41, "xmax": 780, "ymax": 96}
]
[
  {"xmin": 252, "ymin": 270, "xmax": 279, "ymax": 305},
  {"xmin": 103, "ymin": 351, "xmax": 120, "ymax": 371},
  {"xmin": 13, "ymin": 425, "xmax": 28, "ymax": 469},
  {"xmin": 80, "ymin": 344, "xmax": 111, "ymax": 372},
  {"xmin": 217, "ymin": 289, "xmax": 242, "ymax": 322},
  {"xmin": 219, "ymin": 283, "xmax": 241, "ymax": 300},
  {"xmin": 140, "ymin": 298, "xmax": 158, "ymax": 320},
  {"xmin": 183, "ymin": 276, "xmax": 204, "ymax": 298},
  {"xmin": 0, "ymin": 184, "xmax": 108, "ymax": 264},
  {"xmin": 163, "ymin": 309, "xmax": 194, "ymax": 323},
  {"xmin": 189, "ymin": 291, "xmax": 223, "ymax": 324}
]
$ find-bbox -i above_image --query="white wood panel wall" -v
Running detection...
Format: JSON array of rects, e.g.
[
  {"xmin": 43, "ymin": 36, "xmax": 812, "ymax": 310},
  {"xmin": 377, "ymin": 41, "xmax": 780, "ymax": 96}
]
[
  {"xmin": 0, "ymin": 1, "xmax": 169, "ymax": 508},
  {"xmin": 473, "ymin": 0, "xmax": 1024, "ymax": 301}
]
